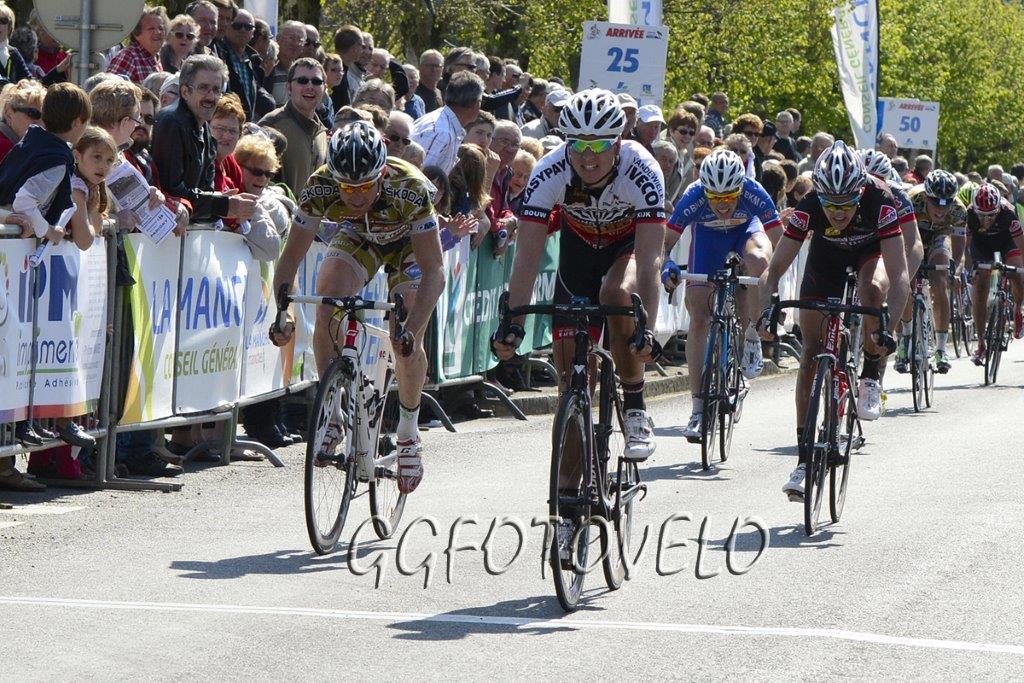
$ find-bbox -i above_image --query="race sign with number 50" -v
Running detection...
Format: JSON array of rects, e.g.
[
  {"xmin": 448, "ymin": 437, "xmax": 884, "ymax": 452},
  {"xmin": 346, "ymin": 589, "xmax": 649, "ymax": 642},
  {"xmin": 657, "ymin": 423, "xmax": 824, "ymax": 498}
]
[
  {"xmin": 876, "ymin": 97, "xmax": 940, "ymax": 151},
  {"xmin": 578, "ymin": 21, "xmax": 669, "ymax": 107}
]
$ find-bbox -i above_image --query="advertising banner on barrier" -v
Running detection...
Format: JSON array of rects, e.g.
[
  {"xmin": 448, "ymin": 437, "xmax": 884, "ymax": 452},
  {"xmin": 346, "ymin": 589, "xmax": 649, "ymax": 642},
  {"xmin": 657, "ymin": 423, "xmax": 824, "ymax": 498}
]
[
  {"xmin": 0, "ymin": 239, "xmax": 34, "ymax": 422},
  {"xmin": 174, "ymin": 232, "xmax": 248, "ymax": 413},
  {"xmin": 122, "ymin": 234, "xmax": 180, "ymax": 423},
  {"xmin": 240, "ymin": 258, "xmax": 286, "ymax": 398},
  {"xmin": 295, "ymin": 241, "xmax": 328, "ymax": 383},
  {"xmin": 439, "ymin": 237, "xmax": 472, "ymax": 380},
  {"xmin": 464, "ymin": 233, "xmax": 510, "ymax": 375},
  {"xmin": 32, "ymin": 239, "xmax": 107, "ymax": 418}
]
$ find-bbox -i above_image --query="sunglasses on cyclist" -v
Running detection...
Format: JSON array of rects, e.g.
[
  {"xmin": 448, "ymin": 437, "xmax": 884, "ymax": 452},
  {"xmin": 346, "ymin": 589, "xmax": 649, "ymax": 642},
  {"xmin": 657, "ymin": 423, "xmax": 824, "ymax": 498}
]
[
  {"xmin": 12, "ymin": 106, "xmax": 41, "ymax": 120},
  {"xmin": 174, "ymin": 31, "xmax": 197, "ymax": 41},
  {"xmin": 818, "ymin": 192, "xmax": 862, "ymax": 211},
  {"xmin": 704, "ymin": 188, "xmax": 741, "ymax": 204},
  {"xmin": 338, "ymin": 176, "xmax": 380, "ymax": 193},
  {"xmin": 243, "ymin": 165, "xmax": 275, "ymax": 178},
  {"xmin": 567, "ymin": 138, "xmax": 616, "ymax": 154},
  {"xmin": 291, "ymin": 76, "xmax": 324, "ymax": 86}
]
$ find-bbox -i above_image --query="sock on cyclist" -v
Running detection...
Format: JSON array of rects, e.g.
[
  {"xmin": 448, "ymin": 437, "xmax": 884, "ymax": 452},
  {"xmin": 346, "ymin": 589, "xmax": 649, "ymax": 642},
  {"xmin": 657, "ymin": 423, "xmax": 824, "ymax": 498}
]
[
  {"xmin": 397, "ymin": 403, "xmax": 420, "ymax": 442},
  {"xmin": 691, "ymin": 395, "xmax": 703, "ymax": 414},
  {"xmin": 936, "ymin": 331, "xmax": 948, "ymax": 353},
  {"xmin": 901, "ymin": 320, "xmax": 912, "ymax": 338},
  {"xmin": 862, "ymin": 352, "xmax": 881, "ymax": 380},
  {"xmin": 622, "ymin": 379, "xmax": 645, "ymax": 411}
]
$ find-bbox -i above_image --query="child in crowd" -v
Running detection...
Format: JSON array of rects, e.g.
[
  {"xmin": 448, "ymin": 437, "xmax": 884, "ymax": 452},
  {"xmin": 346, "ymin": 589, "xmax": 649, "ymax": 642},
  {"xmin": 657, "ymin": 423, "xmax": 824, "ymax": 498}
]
[{"xmin": 0, "ymin": 83, "xmax": 96, "ymax": 490}]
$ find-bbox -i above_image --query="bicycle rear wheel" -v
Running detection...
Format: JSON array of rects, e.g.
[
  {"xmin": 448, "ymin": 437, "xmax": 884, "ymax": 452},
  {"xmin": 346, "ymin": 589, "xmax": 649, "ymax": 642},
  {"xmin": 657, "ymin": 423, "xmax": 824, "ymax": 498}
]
[
  {"xmin": 830, "ymin": 373, "xmax": 857, "ymax": 522},
  {"xmin": 549, "ymin": 392, "xmax": 592, "ymax": 612},
  {"xmin": 719, "ymin": 323, "xmax": 742, "ymax": 463},
  {"xmin": 595, "ymin": 358, "xmax": 626, "ymax": 590},
  {"xmin": 911, "ymin": 302, "xmax": 924, "ymax": 412},
  {"xmin": 802, "ymin": 361, "xmax": 833, "ymax": 536},
  {"xmin": 961, "ymin": 281, "xmax": 976, "ymax": 355},
  {"xmin": 951, "ymin": 284, "xmax": 964, "ymax": 358},
  {"xmin": 700, "ymin": 323, "xmax": 723, "ymax": 470},
  {"xmin": 924, "ymin": 313, "xmax": 935, "ymax": 408},
  {"xmin": 304, "ymin": 359, "xmax": 357, "ymax": 555},
  {"xmin": 985, "ymin": 301, "xmax": 1002, "ymax": 385},
  {"xmin": 369, "ymin": 374, "xmax": 407, "ymax": 540}
]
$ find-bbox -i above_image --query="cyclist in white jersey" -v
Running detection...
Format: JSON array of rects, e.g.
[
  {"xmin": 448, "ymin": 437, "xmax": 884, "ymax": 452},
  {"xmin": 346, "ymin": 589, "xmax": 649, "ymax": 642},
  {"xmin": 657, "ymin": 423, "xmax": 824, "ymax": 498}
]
[{"xmin": 493, "ymin": 89, "xmax": 666, "ymax": 461}]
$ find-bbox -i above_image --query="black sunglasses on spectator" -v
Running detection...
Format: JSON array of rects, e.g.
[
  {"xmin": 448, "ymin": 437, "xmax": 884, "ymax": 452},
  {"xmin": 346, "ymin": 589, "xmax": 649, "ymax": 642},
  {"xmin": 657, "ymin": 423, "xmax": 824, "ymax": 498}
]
[
  {"xmin": 674, "ymin": 127, "xmax": 695, "ymax": 136},
  {"xmin": 291, "ymin": 76, "xmax": 324, "ymax": 86},
  {"xmin": 13, "ymin": 106, "xmax": 41, "ymax": 119},
  {"xmin": 231, "ymin": 21, "xmax": 255, "ymax": 31},
  {"xmin": 386, "ymin": 132, "xmax": 411, "ymax": 146},
  {"xmin": 243, "ymin": 165, "xmax": 275, "ymax": 178},
  {"xmin": 174, "ymin": 31, "xmax": 196, "ymax": 41},
  {"xmin": 141, "ymin": 114, "xmax": 156, "ymax": 126}
]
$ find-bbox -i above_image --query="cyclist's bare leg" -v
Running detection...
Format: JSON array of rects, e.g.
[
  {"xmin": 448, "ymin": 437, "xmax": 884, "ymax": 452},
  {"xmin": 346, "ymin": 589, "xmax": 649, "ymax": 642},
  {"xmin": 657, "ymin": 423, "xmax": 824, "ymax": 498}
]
[
  {"xmin": 684, "ymin": 283, "xmax": 715, "ymax": 407},
  {"xmin": 739, "ymin": 232, "xmax": 772, "ymax": 331},
  {"xmin": 600, "ymin": 255, "xmax": 642, "ymax": 384},
  {"xmin": 900, "ymin": 223, "xmax": 925, "ymax": 332},
  {"xmin": 388, "ymin": 284, "xmax": 428, "ymax": 414},
  {"xmin": 972, "ymin": 268, "xmax": 992, "ymax": 341},
  {"xmin": 857, "ymin": 256, "xmax": 890, "ymax": 365},
  {"xmin": 795, "ymin": 308, "xmax": 826, "ymax": 428},
  {"xmin": 313, "ymin": 256, "xmax": 364, "ymax": 375},
  {"xmin": 928, "ymin": 239, "xmax": 952, "ymax": 333},
  {"xmin": 1007, "ymin": 253, "xmax": 1024, "ymax": 308}
]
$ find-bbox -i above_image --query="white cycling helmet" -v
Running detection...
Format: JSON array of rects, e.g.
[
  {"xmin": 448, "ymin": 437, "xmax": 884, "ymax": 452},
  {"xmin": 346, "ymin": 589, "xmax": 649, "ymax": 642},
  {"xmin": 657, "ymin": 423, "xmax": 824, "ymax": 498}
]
[
  {"xmin": 813, "ymin": 140, "xmax": 866, "ymax": 196},
  {"xmin": 558, "ymin": 89, "xmax": 626, "ymax": 139},
  {"xmin": 859, "ymin": 148, "xmax": 892, "ymax": 179},
  {"xmin": 699, "ymin": 149, "xmax": 746, "ymax": 194},
  {"xmin": 327, "ymin": 121, "xmax": 388, "ymax": 183}
]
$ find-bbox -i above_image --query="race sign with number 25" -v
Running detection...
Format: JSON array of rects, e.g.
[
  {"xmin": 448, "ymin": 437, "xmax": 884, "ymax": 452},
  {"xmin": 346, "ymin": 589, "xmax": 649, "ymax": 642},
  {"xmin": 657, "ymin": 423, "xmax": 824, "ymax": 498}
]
[{"xmin": 578, "ymin": 21, "xmax": 669, "ymax": 107}]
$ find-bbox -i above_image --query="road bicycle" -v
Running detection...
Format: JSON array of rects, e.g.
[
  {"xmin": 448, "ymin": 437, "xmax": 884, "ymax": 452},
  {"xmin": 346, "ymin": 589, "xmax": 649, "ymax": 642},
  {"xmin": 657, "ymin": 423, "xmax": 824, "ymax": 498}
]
[
  {"xmin": 909, "ymin": 263, "xmax": 947, "ymax": 412},
  {"xmin": 496, "ymin": 292, "xmax": 648, "ymax": 612},
  {"xmin": 769, "ymin": 269, "xmax": 890, "ymax": 535},
  {"xmin": 279, "ymin": 290, "xmax": 408, "ymax": 554},
  {"xmin": 677, "ymin": 253, "xmax": 760, "ymax": 469},
  {"xmin": 950, "ymin": 268, "xmax": 975, "ymax": 358},
  {"xmin": 977, "ymin": 260, "xmax": 1018, "ymax": 386}
]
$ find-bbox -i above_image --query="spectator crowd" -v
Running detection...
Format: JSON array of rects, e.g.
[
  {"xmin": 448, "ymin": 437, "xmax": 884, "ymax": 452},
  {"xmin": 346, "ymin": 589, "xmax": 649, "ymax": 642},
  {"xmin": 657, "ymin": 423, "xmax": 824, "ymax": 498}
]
[{"xmin": 1, "ymin": 0, "xmax": 1023, "ymax": 491}]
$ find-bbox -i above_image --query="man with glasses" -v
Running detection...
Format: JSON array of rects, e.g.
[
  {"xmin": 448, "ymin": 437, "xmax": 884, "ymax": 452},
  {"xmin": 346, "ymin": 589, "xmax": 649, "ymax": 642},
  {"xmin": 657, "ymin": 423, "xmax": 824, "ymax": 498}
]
[
  {"xmin": 758, "ymin": 141, "xmax": 907, "ymax": 500},
  {"xmin": 384, "ymin": 110, "xmax": 414, "ymax": 157},
  {"xmin": 416, "ymin": 49, "xmax": 444, "ymax": 114},
  {"xmin": 221, "ymin": 8, "xmax": 261, "ymax": 120},
  {"xmin": 661, "ymin": 148, "xmax": 781, "ymax": 440},
  {"xmin": 730, "ymin": 113, "xmax": 763, "ymax": 179},
  {"xmin": 152, "ymin": 54, "xmax": 258, "ymax": 222},
  {"xmin": 487, "ymin": 120, "xmax": 522, "ymax": 255},
  {"xmin": 798, "ymin": 131, "xmax": 835, "ymax": 174},
  {"xmin": 259, "ymin": 57, "xmax": 329, "ymax": 196},
  {"xmin": 493, "ymin": 89, "xmax": 665, "ymax": 461},
  {"xmin": 411, "ymin": 71, "xmax": 484, "ymax": 174},
  {"xmin": 269, "ymin": 21, "xmax": 307, "ymax": 106},
  {"xmin": 965, "ymin": 182, "xmax": 1024, "ymax": 365},
  {"xmin": 187, "ymin": 1, "xmax": 219, "ymax": 54},
  {"xmin": 303, "ymin": 25, "xmax": 321, "ymax": 60},
  {"xmin": 270, "ymin": 121, "xmax": 445, "ymax": 494},
  {"xmin": 897, "ymin": 170, "xmax": 966, "ymax": 373}
]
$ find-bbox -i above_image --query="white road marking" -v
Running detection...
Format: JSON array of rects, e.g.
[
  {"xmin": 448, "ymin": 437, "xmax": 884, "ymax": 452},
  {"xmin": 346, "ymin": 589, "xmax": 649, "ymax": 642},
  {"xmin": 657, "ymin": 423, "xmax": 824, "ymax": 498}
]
[
  {"xmin": 0, "ymin": 505, "xmax": 83, "ymax": 516},
  {"xmin": 1, "ymin": 595, "xmax": 1022, "ymax": 656}
]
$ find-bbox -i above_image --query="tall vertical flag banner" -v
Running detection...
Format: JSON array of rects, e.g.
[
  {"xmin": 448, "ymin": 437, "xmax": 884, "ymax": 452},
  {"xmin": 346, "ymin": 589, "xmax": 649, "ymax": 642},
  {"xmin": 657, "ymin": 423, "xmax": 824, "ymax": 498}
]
[
  {"xmin": 608, "ymin": 0, "xmax": 662, "ymax": 26},
  {"xmin": 246, "ymin": 0, "xmax": 279, "ymax": 35},
  {"xmin": 830, "ymin": 0, "xmax": 879, "ymax": 149}
]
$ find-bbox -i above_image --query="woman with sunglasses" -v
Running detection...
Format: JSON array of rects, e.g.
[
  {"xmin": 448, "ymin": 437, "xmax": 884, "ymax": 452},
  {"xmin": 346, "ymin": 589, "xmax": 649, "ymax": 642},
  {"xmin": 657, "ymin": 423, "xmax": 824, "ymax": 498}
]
[
  {"xmin": 965, "ymin": 182, "xmax": 1024, "ymax": 366},
  {"xmin": 160, "ymin": 15, "xmax": 200, "ymax": 74},
  {"xmin": 758, "ymin": 141, "xmax": 909, "ymax": 502},
  {"xmin": 0, "ymin": 78, "xmax": 44, "ymax": 163},
  {"xmin": 662, "ymin": 148, "xmax": 781, "ymax": 441},
  {"xmin": 493, "ymin": 88, "xmax": 665, "ymax": 462}
]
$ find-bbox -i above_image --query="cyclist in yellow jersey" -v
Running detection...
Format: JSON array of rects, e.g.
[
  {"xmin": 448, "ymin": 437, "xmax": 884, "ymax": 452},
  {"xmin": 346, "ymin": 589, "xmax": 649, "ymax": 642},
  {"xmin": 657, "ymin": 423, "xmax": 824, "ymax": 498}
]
[
  {"xmin": 269, "ymin": 121, "xmax": 445, "ymax": 494},
  {"xmin": 895, "ymin": 170, "xmax": 966, "ymax": 373}
]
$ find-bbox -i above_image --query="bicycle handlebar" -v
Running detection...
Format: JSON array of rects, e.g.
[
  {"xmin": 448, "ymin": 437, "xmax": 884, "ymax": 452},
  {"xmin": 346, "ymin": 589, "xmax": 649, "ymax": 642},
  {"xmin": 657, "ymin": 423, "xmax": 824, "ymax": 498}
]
[
  {"xmin": 678, "ymin": 272, "xmax": 761, "ymax": 287},
  {"xmin": 977, "ymin": 261, "xmax": 1020, "ymax": 273},
  {"xmin": 497, "ymin": 291, "xmax": 650, "ymax": 350},
  {"xmin": 275, "ymin": 285, "xmax": 411, "ymax": 353},
  {"xmin": 768, "ymin": 294, "xmax": 891, "ymax": 347}
]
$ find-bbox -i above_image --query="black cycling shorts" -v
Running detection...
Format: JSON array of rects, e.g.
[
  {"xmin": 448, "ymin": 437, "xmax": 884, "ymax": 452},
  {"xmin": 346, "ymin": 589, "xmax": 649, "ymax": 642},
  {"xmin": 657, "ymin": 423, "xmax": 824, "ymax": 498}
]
[
  {"xmin": 553, "ymin": 227, "xmax": 635, "ymax": 340},
  {"xmin": 800, "ymin": 240, "xmax": 880, "ymax": 301},
  {"xmin": 970, "ymin": 234, "xmax": 1020, "ymax": 264}
]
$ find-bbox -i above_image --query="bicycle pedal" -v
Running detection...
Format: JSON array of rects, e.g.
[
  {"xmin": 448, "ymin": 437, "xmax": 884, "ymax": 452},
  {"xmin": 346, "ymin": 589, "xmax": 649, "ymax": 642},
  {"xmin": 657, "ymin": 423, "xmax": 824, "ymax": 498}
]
[{"xmin": 786, "ymin": 491, "xmax": 804, "ymax": 503}]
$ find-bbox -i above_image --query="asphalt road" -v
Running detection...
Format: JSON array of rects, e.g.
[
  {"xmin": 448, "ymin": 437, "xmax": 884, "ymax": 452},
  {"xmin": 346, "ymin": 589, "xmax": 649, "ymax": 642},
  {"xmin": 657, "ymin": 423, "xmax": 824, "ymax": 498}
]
[{"xmin": 2, "ymin": 343, "xmax": 1023, "ymax": 680}]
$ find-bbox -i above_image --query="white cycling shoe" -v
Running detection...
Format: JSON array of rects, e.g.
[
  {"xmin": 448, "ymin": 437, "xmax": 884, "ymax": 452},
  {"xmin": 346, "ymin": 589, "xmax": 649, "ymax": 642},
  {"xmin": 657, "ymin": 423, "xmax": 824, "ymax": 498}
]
[
  {"xmin": 623, "ymin": 409, "xmax": 656, "ymax": 461},
  {"xmin": 681, "ymin": 412, "xmax": 702, "ymax": 443},
  {"xmin": 741, "ymin": 338, "xmax": 764, "ymax": 379},
  {"xmin": 396, "ymin": 438, "xmax": 424, "ymax": 493},
  {"xmin": 783, "ymin": 463, "xmax": 806, "ymax": 502},
  {"xmin": 857, "ymin": 378, "xmax": 882, "ymax": 420}
]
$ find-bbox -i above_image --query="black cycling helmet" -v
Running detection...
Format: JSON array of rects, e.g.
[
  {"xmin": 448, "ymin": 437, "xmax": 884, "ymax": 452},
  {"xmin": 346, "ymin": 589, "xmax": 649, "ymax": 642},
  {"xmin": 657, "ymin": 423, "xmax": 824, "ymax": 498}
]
[
  {"xmin": 923, "ymin": 169, "xmax": 958, "ymax": 206},
  {"xmin": 327, "ymin": 121, "xmax": 388, "ymax": 183}
]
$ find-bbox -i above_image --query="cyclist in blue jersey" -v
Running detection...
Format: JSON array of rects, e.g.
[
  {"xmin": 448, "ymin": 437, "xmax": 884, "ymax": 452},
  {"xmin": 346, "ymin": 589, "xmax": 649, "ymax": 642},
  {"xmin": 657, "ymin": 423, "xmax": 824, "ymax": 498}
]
[{"xmin": 661, "ymin": 149, "xmax": 781, "ymax": 440}]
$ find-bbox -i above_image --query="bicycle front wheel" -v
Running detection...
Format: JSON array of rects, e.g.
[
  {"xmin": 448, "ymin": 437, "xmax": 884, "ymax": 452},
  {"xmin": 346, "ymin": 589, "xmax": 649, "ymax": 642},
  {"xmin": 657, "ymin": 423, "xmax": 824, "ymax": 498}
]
[
  {"xmin": 719, "ymin": 322, "xmax": 742, "ymax": 463},
  {"xmin": 304, "ymin": 359, "xmax": 357, "ymax": 555},
  {"xmin": 700, "ymin": 323, "xmax": 723, "ymax": 470},
  {"xmin": 369, "ymin": 374, "xmax": 407, "ymax": 540},
  {"xmin": 595, "ymin": 359, "xmax": 626, "ymax": 591},
  {"xmin": 911, "ymin": 302, "xmax": 925, "ymax": 412},
  {"xmin": 802, "ymin": 360, "xmax": 834, "ymax": 536},
  {"xmin": 951, "ymin": 285, "xmax": 964, "ymax": 358},
  {"xmin": 830, "ymin": 374, "xmax": 858, "ymax": 522},
  {"xmin": 985, "ymin": 301, "xmax": 1002, "ymax": 385},
  {"xmin": 549, "ymin": 392, "xmax": 593, "ymax": 612}
]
